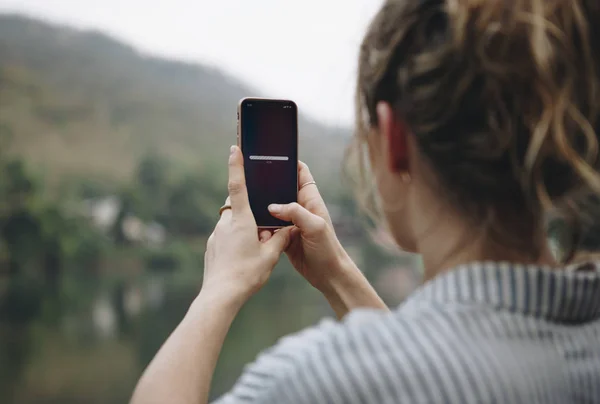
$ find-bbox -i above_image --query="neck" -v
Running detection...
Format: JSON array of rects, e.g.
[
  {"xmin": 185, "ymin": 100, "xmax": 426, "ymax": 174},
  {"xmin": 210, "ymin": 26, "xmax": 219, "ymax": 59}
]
[
  {"xmin": 411, "ymin": 206, "xmax": 558, "ymax": 283},
  {"xmin": 573, "ymin": 250, "xmax": 600, "ymax": 263}
]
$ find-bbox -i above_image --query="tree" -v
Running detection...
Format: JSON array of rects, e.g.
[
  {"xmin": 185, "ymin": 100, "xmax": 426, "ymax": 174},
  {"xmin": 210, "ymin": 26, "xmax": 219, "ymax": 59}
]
[
  {"xmin": 165, "ymin": 174, "xmax": 222, "ymax": 236},
  {"xmin": 136, "ymin": 153, "xmax": 170, "ymax": 201}
]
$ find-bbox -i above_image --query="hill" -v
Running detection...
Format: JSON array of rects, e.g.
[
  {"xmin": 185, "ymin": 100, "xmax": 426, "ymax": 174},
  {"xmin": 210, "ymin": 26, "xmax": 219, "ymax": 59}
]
[{"xmin": 0, "ymin": 14, "xmax": 350, "ymax": 188}]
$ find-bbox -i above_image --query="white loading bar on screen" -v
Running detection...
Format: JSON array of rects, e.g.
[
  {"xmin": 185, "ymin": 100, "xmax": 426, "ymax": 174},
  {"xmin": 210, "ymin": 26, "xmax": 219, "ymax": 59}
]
[{"xmin": 249, "ymin": 155, "xmax": 289, "ymax": 161}]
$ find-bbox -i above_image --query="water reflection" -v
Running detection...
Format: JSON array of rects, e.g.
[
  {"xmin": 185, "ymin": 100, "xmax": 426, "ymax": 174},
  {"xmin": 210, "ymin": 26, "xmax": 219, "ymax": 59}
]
[{"xmin": 5, "ymin": 262, "xmax": 337, "ymax": 403}]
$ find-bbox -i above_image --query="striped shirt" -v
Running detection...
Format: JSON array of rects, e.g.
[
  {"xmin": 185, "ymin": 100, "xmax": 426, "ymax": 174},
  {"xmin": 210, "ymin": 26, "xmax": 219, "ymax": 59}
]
[{"xmin": 214, "ymin": 262, "xmax": 600, "ymax": 403}]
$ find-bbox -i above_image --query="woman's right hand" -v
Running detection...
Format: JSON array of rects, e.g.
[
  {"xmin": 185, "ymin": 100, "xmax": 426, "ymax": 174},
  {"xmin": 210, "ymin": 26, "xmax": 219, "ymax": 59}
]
[
  {"xmin": 267, "ymin": 162, "xmax": 352, "ymax": 291},
  {"xmin": 268, "ymin": 162, "xmax": 388, "ymax": 318}
]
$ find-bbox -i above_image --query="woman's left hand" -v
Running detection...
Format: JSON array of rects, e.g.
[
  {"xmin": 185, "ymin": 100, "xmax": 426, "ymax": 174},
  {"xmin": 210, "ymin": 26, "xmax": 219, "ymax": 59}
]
[
  {"xmin": 132, "ymin": 145, "xmax": 291, "ymax": 403},
  {"xmin": 201, "ymin": 145, "xmax": 293, "ymax": 307}
]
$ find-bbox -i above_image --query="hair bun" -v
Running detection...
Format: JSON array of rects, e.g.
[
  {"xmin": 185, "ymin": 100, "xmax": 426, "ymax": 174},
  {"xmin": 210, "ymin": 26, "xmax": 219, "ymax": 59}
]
[{"xmin": 355, "ymin": 0, "xmax": 600, "ymax": 257}]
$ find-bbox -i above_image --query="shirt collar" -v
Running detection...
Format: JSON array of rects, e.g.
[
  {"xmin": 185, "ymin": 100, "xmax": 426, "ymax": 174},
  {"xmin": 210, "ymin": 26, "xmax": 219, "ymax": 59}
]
[{"xmin": 402, "ymin": 261, "xmax": 600, "ymax": 323}]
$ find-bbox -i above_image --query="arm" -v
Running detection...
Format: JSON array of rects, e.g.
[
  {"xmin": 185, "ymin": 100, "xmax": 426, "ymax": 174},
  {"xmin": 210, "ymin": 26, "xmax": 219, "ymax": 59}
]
[
  {"xmin": 214, "ymin": 307, "xmax": 404, "ymax": 404},
  {"xmin": 268, "ymin": 161, "xmax": 388, "ymax": 320},
  {"xmin": 131, "ymin": 292, "xmax": 241, "ymax": 404},
  {"xmin": 131, "ymin": 146, "xmax": 294, "ymax": 404},
  {"xmin": 321, "ymin": 255, "xmax": 389, "ymax": 319}
]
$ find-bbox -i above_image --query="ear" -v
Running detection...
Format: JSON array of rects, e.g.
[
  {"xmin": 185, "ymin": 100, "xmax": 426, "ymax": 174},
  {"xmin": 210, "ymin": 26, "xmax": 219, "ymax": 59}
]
[{"xmin": 376, "ymin": 102, "xmax": 409, "ymax": 172}]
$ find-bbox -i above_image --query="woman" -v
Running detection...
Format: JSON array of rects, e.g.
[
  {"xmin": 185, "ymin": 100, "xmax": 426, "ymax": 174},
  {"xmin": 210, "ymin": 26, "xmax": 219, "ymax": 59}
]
[{"xmin": 132, "ymin": 0, "xmax": 600, "ymax": 402}]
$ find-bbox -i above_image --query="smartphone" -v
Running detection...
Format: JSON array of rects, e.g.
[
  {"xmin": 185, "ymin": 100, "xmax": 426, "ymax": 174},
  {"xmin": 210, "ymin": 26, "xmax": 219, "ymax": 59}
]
[{"xmin": 237, "ymin": 97, "xmax": 298, "ymax": 228}]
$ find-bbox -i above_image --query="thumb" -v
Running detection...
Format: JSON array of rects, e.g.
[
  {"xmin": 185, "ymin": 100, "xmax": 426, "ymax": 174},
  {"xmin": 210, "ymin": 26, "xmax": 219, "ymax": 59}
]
[
  {"xmin": 265, "ymin": 226, "xmax": 294, "ymax": 256},
  {"xmin": 268, "ymin": 202, "xmax": 327, "ymax": 234}
]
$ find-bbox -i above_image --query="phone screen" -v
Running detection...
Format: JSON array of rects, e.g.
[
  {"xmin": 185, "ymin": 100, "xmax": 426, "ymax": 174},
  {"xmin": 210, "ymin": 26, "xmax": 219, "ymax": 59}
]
[{"xmin": 240, "ymin": 99, "xmax": 298, "ymax": 227}]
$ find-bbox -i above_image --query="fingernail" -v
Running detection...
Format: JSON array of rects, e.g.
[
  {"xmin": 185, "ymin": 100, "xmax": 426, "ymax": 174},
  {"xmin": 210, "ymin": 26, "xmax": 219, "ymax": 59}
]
[
  {"xmin": 268, "ymin": 204, "xmax": 281, "ymax": 214},
  {"xmin": 230, "ymin": 145, "xmax": 236, "ymax": 156}
]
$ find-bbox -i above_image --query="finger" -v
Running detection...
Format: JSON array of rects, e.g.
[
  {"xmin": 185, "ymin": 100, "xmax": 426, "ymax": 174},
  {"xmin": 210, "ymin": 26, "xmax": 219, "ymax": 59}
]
[
  {"xmin": 268, "ymin": 202, "xmax": 327, "ymax": 234},
  {"xmin": 298, "ymin": 161, "xmax": 320, "ymax": 199},
  {"xmin": 285, "ymin": 226, "xmax": 301, "ymax": 252},
  {"xmin": 219, "ymin": 196, "xmax": 233, "ymax": 221},
  {"xmin": 297, "ymin": 162, "xmax": 330, "ymax": 222},
  {"xmin": 298, "ymin": 161, "xmax": 315, "ymax": 185},
  {"xmin": 227, "ymin": 145, "xmax": 251, "ymax": 216},
  {"xmin": 265, "ymin": 226, "xmax": 294, "ymax": 256},
  {"xmin": 259, "ymin": 230, "xmax": 272, "ymax": 242}
]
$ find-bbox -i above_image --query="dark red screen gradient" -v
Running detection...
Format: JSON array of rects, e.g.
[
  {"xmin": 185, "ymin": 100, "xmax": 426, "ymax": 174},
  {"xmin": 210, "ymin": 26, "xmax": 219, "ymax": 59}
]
[{"xmin": 240, "ymin": 99, "xmax": 298, "ymax": 227}]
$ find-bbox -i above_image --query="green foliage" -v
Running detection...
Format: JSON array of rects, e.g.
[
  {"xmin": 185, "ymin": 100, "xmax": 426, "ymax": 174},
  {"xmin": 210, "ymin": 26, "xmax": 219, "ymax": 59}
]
[
  {"xmin": 0, "ymin": 157, "xmax": 62, "ymax": 396},
  {"xmin": 144, "ymin": 241, "xmax": 200, "ymax": 274},
  {"xmin": 165, "ymin": 173, "xmax": 223, "ymax": 235},
  {"xmin": 0, "ymin": 14, "xmax": 348, "ymax": 183},
  {"xmin": 34, "ymin": 103, "xmax": 92, "ymax": 126},
  {"xmin": 75, "ymin": 179, "xmax": 113, "ymax": 200},
  {"xmin": 70, "ymin": 223, "xmax": 110, "ymax": 275},
  {"xmin": 121, "ymin": 153, "xmax": 225, "ymax": 237},
  {"xmin": 136, "ymin": 153, "xmax": 170, "ymax": 199},
  {"xmin": 0, "ymin": 121, "xmax": 13, "ymax": 145}
]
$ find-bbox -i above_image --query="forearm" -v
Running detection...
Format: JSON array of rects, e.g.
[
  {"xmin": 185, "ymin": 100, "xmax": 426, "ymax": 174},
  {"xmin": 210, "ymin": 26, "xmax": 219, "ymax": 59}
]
[
  {"xmin": 323, "ymin": 256, "xmax": 389, "ymax": 319},
  {"xmin": 130, "ymin": 291, "xmax": 241, "ymax": 404}
]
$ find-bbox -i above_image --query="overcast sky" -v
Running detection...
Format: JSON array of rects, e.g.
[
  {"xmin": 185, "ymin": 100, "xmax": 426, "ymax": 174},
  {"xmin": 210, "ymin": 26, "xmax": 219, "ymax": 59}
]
[{"xmin": 0, "ymin": 0, "xmax": 383, "ymax": 126}]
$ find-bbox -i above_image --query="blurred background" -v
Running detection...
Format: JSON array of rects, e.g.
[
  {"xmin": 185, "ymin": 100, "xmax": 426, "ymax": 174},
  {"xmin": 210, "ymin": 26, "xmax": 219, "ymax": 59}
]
[{"xmin": 0, "ymin": 1, "xmax": 422, "ymax": 402}]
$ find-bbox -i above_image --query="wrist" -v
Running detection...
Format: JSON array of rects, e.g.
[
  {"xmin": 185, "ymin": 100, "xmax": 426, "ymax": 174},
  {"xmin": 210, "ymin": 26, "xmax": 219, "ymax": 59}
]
[
  {"xmin": 195, "ymin": 285, "xmax": 248, "ymax": 314},
  {"xmin": 319, "ymin": 251, "xmax": 387, "ymax": 318},
  {"xmin": 320, "ymin": 250, "xmax": 361, "ymax": 297}
]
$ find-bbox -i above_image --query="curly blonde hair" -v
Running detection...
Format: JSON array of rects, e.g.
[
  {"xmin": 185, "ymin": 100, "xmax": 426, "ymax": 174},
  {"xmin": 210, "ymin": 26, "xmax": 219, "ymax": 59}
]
[{"xmin": 347, "ymin": 0, "xmax": 600, "ymax": 259}]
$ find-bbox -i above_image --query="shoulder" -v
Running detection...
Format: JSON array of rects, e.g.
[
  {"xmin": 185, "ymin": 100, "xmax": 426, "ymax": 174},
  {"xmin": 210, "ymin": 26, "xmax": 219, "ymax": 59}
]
[
  {"xmin": 214, "ymin": 307, "xmax": 491, "ymax": 404},
  {"xmin": 213, "ymin": 308, "xmax": 386, "ymax": 403}
]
